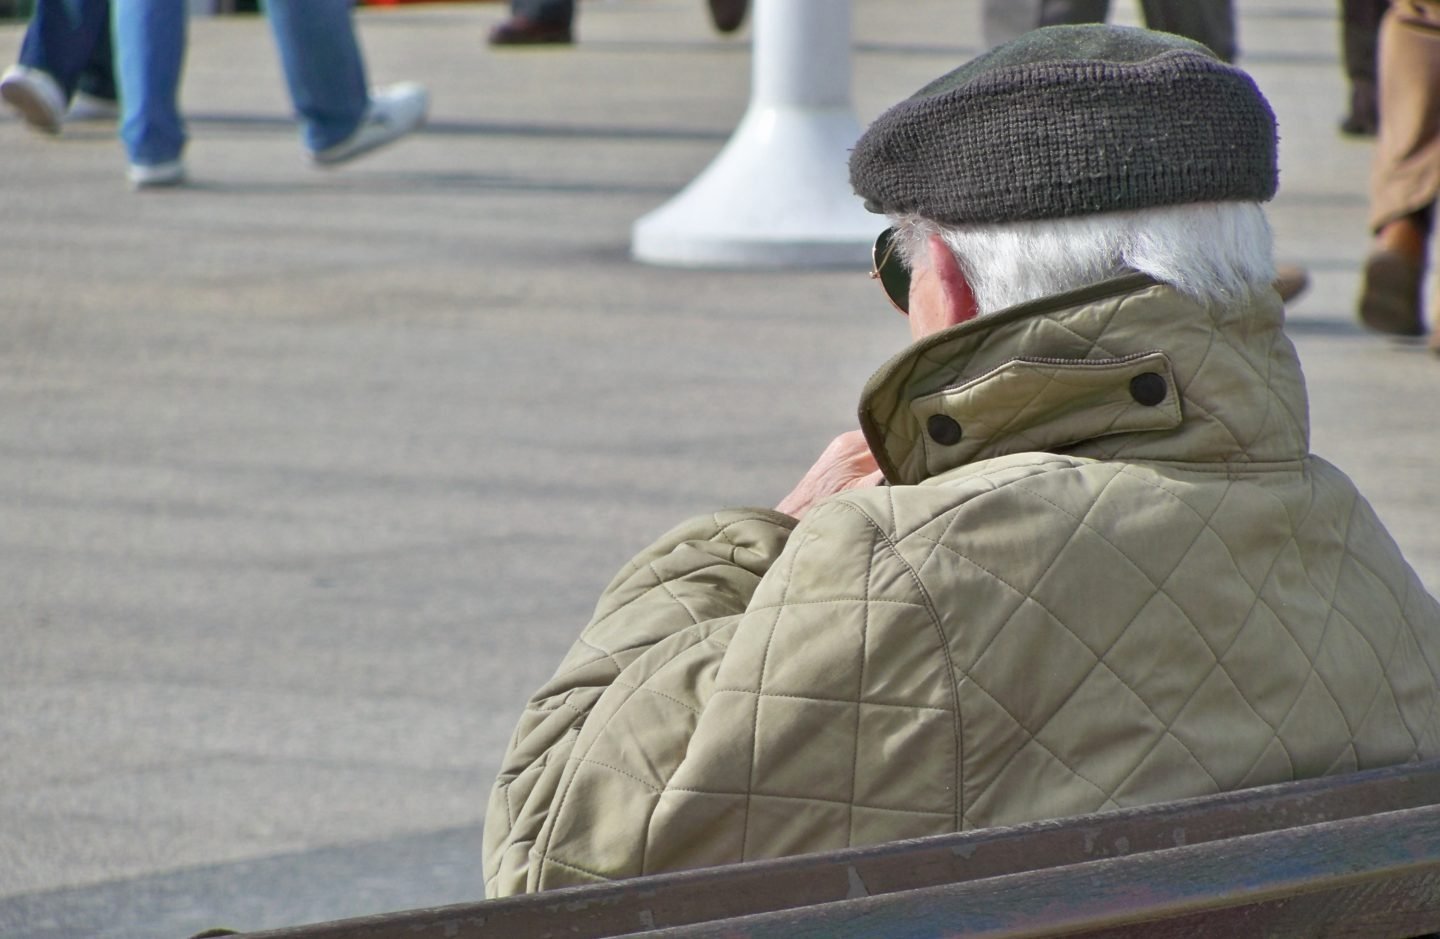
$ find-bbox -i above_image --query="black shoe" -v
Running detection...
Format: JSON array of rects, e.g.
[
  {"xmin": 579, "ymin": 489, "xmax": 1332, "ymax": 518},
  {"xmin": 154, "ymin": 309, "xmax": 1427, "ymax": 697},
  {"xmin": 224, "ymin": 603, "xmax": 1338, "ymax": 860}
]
[
  {"xmin": 488, "ymin": 16, "xmax": 573, "ymax": 46},
  {"xmin": 707, "ymin": 0, "xmax": 748, "ymax": 33}
]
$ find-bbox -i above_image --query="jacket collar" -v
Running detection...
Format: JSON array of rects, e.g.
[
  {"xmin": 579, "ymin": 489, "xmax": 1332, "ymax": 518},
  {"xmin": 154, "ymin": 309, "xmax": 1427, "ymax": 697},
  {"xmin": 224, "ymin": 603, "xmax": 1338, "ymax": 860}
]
[{"xmin": 858, "ymin": 274, "xmax": 1310, "ymax": 485}]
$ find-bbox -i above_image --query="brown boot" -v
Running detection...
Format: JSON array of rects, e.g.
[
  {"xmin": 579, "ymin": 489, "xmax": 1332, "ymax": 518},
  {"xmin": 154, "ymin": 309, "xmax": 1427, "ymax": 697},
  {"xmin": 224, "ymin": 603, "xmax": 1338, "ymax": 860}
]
[
  {"xmin": 1358, "ymin": 249, "xmax": 1425, "ymax": 336},
  {"xmin": 1359, "ymin": 214, "xmax": 1429, "ymax": 336}
]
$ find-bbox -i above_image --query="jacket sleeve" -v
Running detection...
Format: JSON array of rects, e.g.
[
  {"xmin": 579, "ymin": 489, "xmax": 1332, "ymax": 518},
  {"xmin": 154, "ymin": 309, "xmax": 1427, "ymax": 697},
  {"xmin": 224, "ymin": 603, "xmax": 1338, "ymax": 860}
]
[
  {"xmin": 489, "ymin": 493, "xmax": 960, "ymax": 895},
  {"xmin": 482, "ymin": 508, "xmax": 796, "ymax": 896}
]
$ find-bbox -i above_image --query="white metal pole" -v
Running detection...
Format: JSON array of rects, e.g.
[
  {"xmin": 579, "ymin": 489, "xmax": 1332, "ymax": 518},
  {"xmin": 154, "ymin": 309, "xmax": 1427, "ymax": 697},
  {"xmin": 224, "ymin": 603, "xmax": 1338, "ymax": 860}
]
[{"xmin": 630, "ymin": 0, "xmax": 881, "ymax": 268}]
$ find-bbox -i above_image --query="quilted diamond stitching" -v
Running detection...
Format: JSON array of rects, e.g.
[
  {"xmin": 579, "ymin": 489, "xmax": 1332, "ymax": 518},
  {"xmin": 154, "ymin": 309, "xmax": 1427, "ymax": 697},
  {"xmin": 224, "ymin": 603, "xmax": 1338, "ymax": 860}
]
[
  {"xmin": 742, "ymin": 530, "xmax": 805, "ymax": 859},
  {"xmin": 571, "ymin": 754, "xmax": 665, "ymax": 793},
  {"xmin": 814, "ymin": 499, "xmax": 966, "ymax": 823},
  {"xmin": 976, "ymin": 451, "xmax": 1420, "ymax": 811},
  {"xmin": 1292, "ymin": 495, "xmax": 1395, "ymax": 738},
  {"xmin": 1038, "ymin": 475, "xmax": 1322, "ymax": 786},
  {"xmin": 958, "ymin": 675, "xmax": 1121, "ymax": 805},
  {"xmin": 653, "ymin": 571, "xmax": 708, "ymax": 626},
  {"xmin": 669, "ymin": 788, "xmax": 950, "ymax": 816},
  {"xmin": 610, "ymin": 678, "xmax": 704, "ymax": 717},
  {"xmin": 504, "ymin": 274, "xmax": 1440, "ymax": 884},
  {"xmin": 535, "ymin": 624, "xmax": 734, "ymax": 877},
  {"xmin": 541, "ymin": 852, "xmax": 615, "ymax": 883},
  {"xmin": 909, "ymin": 459, "xmax": 1367, "ymax": 806},
  {"xmin": 1198, "ymin": 535, "xmax": 1319, "ymax": 783},
  {"xmin": 720, "ymin": 503, "xmax": 966, "ymax": 840},
  {"xmin": 1170, "ymin": 300, "xmax": 1309, "ymax": 458},
  {"xmin": 695, "ymin": 688, "xmax": 952, "ymax": 712},
  {"xmin": 1327, "ymin": 507, "xmax": 1440, "ymax": 711},
  {"xmin": 846, "ymin": 534, "xmax": 874, "ymax": 846},
  {"xmin": 562, "ymin": 553, "xmax": 751, "ymax": 681}
]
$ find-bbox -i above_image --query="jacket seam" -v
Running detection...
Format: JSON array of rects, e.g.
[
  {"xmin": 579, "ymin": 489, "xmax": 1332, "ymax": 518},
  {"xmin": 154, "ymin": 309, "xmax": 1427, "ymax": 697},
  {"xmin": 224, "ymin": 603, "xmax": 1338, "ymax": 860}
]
[
  {"xmin": 653, "ymin": 785, "xmax": 954, "ymax": 816},
  {"xmin": 1326, "ymin": 494, "xmax": 1428, "ymax": 755},
  {"xmin": 708, "ymin": 688, "xmax": 951, "ymax": 711},
  {"xmin": 916, "ymin": 468, "xmax": 1226, "ymax": 799},
  {"xmin": 572, "ymin": 755, "xmax": 664, "ymax": 793},
  {"xmin": 828, "ymin": 497, "xmax": 967, "ymax": 830},
  {"xmin": 743, "ymin": 534, "xmax": 804, "ymax": 861},
  {"xmin": 847, "ymin": 537, "xmax": 874, "ymax": 848},
  {"xmin": 536, "ymin": 852, "xmax": 616, "ymax": 884},
  {"xmin": 736, "ymin": 597, "xmax": 933, "ymax": 612},
  {"xmin": 611, "ymin": 678, "xmax": 704, "ymax": 717}
]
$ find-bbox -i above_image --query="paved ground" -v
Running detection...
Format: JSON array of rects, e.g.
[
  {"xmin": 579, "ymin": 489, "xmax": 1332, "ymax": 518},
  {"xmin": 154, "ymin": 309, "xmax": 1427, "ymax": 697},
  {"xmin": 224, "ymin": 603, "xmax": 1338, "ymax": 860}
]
[{"xmin": 1, "ymin": 1, "xmax": 1437, "ymax": 936}]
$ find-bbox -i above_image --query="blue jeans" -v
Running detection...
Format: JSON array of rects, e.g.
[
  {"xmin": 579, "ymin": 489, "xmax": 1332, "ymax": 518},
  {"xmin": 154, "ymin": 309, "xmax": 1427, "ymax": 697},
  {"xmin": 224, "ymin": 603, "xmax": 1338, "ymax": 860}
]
[
  {"xmin": 263, "ymin": 0, "xmax": 370, "ymax": 153},
  {"xmin": 112, "ymin": 0, "xmax": 186, "ymax": 165},
  {"xmin": 18, "ymin": 0, "xmax": 116, "ymax": 102},
  {"xmin": 112, "ymin": 0, "xmax": 371, "ymax": 166}
]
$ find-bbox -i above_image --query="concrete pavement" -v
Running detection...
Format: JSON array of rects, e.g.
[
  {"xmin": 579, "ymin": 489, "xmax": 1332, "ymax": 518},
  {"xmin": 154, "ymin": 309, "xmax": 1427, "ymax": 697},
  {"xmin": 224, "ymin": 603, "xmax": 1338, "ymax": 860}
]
[{"xmin": 1, "ymin": 2, "xmax": 1436, "ymax": 936}]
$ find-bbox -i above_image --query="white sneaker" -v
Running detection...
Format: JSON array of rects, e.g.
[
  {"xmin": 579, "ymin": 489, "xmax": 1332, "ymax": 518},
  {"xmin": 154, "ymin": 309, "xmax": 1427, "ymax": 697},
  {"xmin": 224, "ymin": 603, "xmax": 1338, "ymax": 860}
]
[
  {"xmin": 127, "ymin": 159, "xmax": 187, "ymax": 190},
  {"xmin": 0, "ymin": 65, "xmax": 66, "ymax": 134},
  {"xmin": 67, "ymin": 90, "xmax": 120, "ymax": 122},
  {"xmin": 310, "ymin": 82, "xmax": 428, "ymax": 167}
]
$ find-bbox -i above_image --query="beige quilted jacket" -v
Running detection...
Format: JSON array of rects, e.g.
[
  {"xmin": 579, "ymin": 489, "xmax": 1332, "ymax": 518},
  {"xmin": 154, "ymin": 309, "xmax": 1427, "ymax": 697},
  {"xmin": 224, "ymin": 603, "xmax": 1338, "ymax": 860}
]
[{"xmin": 483, "ymin": 274, "xmax": 1440, "ymax": 897}]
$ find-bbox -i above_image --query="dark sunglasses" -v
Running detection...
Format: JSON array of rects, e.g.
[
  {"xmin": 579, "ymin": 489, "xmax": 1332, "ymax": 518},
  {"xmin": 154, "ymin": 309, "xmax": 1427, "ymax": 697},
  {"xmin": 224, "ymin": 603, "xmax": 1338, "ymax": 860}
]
[{"xmin": 870, "ymin": 227, "xmax": 910, "ymax": 315}]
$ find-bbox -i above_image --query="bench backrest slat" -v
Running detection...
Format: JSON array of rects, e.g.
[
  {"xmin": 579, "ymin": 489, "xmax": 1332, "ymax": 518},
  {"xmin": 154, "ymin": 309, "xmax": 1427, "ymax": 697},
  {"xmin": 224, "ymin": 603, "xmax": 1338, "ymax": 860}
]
[
  {"xmin": 643, "ymin": 803, "xmax": 1440, "ymax": 939},
  {"xmin": 234, "ymin": 760, "xmax": 1440, "ymax": 939}
]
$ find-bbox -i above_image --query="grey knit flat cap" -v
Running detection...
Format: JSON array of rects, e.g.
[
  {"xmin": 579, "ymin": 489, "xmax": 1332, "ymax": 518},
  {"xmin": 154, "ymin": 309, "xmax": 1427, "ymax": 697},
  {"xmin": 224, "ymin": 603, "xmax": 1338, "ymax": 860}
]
[{"xmin": 849, "ymin": 24, "xmax": 1277, "ymax": 225}]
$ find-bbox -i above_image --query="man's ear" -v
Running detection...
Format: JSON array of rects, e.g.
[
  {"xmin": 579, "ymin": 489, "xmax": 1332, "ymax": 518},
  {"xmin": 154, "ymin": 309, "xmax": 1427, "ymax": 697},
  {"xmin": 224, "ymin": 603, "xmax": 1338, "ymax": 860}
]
[{"xmin": 926, "ymin": 234, "xmax": 979, "ymax": 325}]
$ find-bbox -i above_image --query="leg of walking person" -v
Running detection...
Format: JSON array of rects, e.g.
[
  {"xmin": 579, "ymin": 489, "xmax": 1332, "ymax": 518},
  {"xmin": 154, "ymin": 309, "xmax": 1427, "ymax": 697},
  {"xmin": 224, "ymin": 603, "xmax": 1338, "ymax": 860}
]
[
  {"xmin": 1359, "ymin": 1, "xmax": 1440, "ymax": 340},
  {"xmin": 264, "ymin": 0, "xmax": 428, "ymax": 165},
  {"xmin": 1139, "ymin": 0, "xmax": 1311, "ymax": 301},
  {"xmin": 262, "ymin": 0, "xmax": 367, "ymax": 152},
  {"xmin": 1140, "ymin": 0, "xmax": 1236, "ymax": 62},
  {"xmin": 1037, "ymin": 0, "xmax": 1111, "ymax": 28},
  {"xmin": 112, "ymin": 0, "xmax": 187, "ymax": 187},
  {"xmin": 706, "ymin": 0, "xmax": 748, "ymax": 33},
  {"xmin": 1, "ymin": 0, "xmax": 113, "ymax": 133},
  {"xmin": 1022, "ymin": 0, "xmax": 1305, "ymax": 303},
  {"xmin": 1340, "ymin": 0, "xmax": 1389, "ymax": 135},
  {"xmin": 982, "ymin": 0, "xmax": 1043, "ymax": 47},
  {"xmin": 75, "ymin": 7, "xmax": 119, "ymax": 112}
]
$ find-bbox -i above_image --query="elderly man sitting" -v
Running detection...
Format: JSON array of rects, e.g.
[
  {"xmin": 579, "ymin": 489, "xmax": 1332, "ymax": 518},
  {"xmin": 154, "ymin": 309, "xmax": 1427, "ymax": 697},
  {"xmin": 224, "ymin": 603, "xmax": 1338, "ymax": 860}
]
[{"xmin": 483, "ymin": 24, "xmax": 1440, "ymax": 896}]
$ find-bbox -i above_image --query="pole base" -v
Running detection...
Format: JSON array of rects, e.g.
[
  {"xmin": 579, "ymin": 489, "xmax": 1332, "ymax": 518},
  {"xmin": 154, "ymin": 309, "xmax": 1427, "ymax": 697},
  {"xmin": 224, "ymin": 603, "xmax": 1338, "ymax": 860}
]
[{"xmin": 632, "ymin": 105, "xmax": 881, "ymax": 269}]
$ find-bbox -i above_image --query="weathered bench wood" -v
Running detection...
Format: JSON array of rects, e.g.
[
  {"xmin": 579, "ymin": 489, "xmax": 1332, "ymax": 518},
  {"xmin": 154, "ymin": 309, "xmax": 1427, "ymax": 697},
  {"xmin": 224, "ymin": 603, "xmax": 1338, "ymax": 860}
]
[
  {"xmin": 231, "ymin": 759, "xmax": 1440, "ymax": 939},
  {"xmin": 648, "ymin": 803, "xmax": 1440, "ymax": 938}
]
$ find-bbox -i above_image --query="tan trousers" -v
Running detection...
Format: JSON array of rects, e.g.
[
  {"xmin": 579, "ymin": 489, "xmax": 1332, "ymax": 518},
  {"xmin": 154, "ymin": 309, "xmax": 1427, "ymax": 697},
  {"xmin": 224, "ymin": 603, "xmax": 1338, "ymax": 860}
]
[{"xmin": 1370, "ymin": 0, "xmax": 1440, "ymax": 231}]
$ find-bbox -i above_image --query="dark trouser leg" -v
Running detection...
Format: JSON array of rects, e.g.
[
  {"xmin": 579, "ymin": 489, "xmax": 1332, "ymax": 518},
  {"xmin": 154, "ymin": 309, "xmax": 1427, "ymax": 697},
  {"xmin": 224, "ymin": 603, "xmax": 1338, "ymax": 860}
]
[
  {"xmin": 1344, "ymin": 0, "xmax": 1389, "ymax": 83},
  {"xmin": 1038, "ymin": 0, "xmax": 1110, "ymax": 26},
  {"xmin": 982, "ymin": 0, "xmax": 1043, "ymax": 46},
  {"xmin": 1341, "ymin": 0, "xmax": 1388, "ymax": 134},
  {"xmin": 511, "ymin": 0, "xmax": 574, "ymax": 27},
  {"xmin": 16, "ymin": 0, "xmax": 112, "ymax": 100},
  {"xmin": 1140, "ymin": 0, "xmax": 1237, "ymax": 62},
  {"xmin": 76, "ymin": 7, "xmax": 116, "ymax": 102},
  {"xmin": 1359, "ymin": 5, "xmax": 1440, "ymax": 336}
]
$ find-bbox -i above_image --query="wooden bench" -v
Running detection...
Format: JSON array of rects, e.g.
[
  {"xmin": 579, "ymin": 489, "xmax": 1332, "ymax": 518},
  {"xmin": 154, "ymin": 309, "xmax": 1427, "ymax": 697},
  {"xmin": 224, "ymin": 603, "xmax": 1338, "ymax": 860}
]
[{"xmin": 228, "ymin": 759, "xmax": 1440, "ymax": 938}]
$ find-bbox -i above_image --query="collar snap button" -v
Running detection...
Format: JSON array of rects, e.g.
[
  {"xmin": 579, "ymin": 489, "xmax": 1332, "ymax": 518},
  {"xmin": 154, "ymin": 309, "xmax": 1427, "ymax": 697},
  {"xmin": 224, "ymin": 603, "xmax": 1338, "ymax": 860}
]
[
  {"xmin": 1129, "ymin": 372, "xmax": 1168, "ymax": 407},
  {"xmin": 927, "ymin": 414, "xmax": 964, "ymax": 446}
]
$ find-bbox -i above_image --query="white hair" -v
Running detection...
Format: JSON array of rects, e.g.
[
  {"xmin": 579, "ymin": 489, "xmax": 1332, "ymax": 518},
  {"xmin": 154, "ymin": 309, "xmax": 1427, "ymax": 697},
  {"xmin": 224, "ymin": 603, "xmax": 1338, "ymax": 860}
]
[{"xmin": 893, "ymin": 202, "xmax": 1276, "ymax": 316}]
